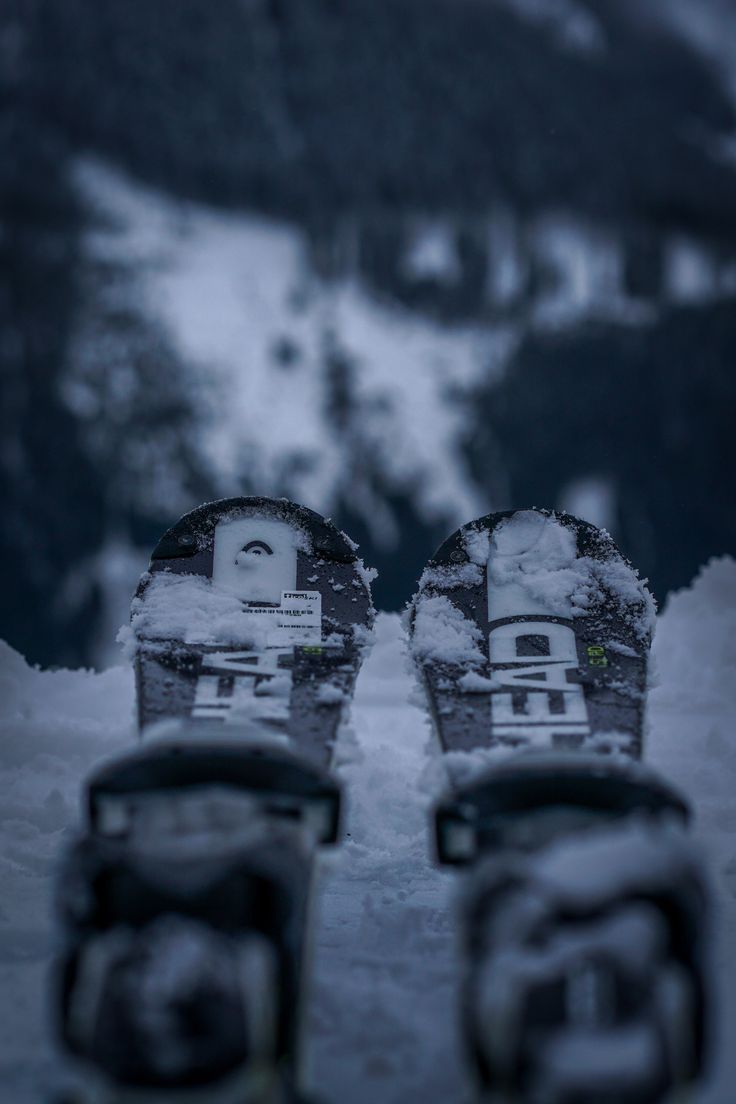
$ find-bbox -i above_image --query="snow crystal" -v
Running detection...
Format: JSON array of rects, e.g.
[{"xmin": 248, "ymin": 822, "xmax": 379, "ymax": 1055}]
[
  {"xmin": 487, "ymin": 511, "xmax": 656, "ymax": 638},
  {"xmin": 355, "ymin": 559, "xmax": 378, "ymax": 589},
  {"xmin": 129, "ymin": 573, "xmax": 271, "ymax": 648},
  {"xmin": 315, "ymin": 684, "xmax": 346, "ymax": 706},
  {"xmin": 418, "ymin": 561, "xmax": 484, "ymax": 591},
  {"xmin": 458, "ymin": 671, "xmax": 502, "ymax": 694},
  {"xmin": 462, "ymin": 525, "xmax": 490, "ymax": 566},
  {"xmin": 410, "ymin": 595, "xmax": 485, "ymax": 667},
  {"xmin": 338, "ymin": 529, "xmax": 359, "ymax": 553}
]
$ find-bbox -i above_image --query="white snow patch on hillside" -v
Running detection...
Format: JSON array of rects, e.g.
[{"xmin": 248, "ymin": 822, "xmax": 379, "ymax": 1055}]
[
  {"xmin": 401, "ymin": 220, "xmax": 462, "ymax": 285},
  {"xmin": 71, "ymin": 159, "xmax": 501, "ymax": 541},
  {"xmin": 646, "ymin": 0, "xmax": 736, "ymax": 102},
  {"xmin": 1, "ymin": 558, "xmax": 735, "ymax": 1101}
]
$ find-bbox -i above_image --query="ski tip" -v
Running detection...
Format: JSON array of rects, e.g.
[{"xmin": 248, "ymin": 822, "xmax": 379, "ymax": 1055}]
[
  {"xmin": 149, "ymin": 496, "xmax": 360, "ymax": 568},
  {"xmin": 410, "ymin": 505, "xmax": 656, "ymax": 649},
  {"xmin": 427, "ymin": 507, "xmax": 622, "ymax": 572}
]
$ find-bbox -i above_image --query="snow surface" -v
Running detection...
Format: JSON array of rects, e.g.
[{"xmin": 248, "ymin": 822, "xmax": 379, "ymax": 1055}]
[{"xmin": 1, "ymin": 558, "xmax": 735, "ymax": 1102}]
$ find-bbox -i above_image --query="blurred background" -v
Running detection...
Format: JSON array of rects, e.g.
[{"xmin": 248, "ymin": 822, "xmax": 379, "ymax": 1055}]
[{"xmin": 2, "ymin": 0, "xmax": 735, "ymax": 668}]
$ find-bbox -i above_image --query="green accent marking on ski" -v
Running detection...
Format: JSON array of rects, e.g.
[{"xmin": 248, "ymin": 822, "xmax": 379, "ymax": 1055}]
[{"xmin": 587, "ymin": 645, "xmax": 609, "ymax": 667}]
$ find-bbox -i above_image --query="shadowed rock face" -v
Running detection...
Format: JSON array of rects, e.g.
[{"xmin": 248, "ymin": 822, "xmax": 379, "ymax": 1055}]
[{"xmin": 2, "ymin": 0, "xmax": 735, "ymax": 662}]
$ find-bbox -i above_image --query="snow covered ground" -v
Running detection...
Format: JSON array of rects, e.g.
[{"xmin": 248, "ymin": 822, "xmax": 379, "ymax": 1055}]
[{"xmin": 1, "ymin": 558, "xmax": 735, "ymax": 1102}]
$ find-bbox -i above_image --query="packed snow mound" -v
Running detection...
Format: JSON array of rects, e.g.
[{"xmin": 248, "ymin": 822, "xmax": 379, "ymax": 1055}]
[
  {"xmin": 410, "ymin": 594, "xmax": 485, "ymax": 667},
  {"xmin": 485, "ymin": 511, "xmax": 656, "ymax": 637},
  {"xmin": 651, "ymin": 555, "xmax": 736, "ymax": 706},
  {"xmin": 127, "ymin": 572, "xmax": 271, "ymax": 648},
  {"xmin": 414, "ymin": 512, "xmax": 656, "ymax": 649},
  {"xmin": 417, "ymin": 561, "xmax": 485, "ymax": 592},
  {"xmin": 0, "ymin": 637, "xmax": 133, "ymax": 1034},
  {"xmin": 0, "ymin": 639, "xmax": 133, "ymax": 778}
]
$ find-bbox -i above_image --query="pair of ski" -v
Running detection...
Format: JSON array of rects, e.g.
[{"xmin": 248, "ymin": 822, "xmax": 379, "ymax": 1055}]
[{"xmin": 55, "ymin": 497, "xmax": 708, "ymax": 1104}]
